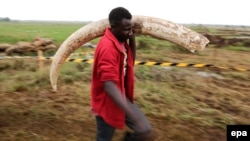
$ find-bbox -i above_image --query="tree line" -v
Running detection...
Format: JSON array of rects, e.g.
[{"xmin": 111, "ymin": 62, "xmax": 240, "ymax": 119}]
[{"xmin": 0, "ymin": 17, "xmax": 10, "ymax": 21}]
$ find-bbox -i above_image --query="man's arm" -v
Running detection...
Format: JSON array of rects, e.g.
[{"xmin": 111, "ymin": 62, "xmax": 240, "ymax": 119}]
[
  {"xmin": 104, "ymin": 81, "xmax": 151, "ymax": 133},
  {"xmin": 104, "ymin": 81, "xmax": 138, "ymax": 121}
]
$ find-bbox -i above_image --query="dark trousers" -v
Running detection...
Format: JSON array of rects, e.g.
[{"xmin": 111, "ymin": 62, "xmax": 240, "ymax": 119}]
[{"xmin": 95, "ymin": 103, "xmax": 152, "ymax": 141}]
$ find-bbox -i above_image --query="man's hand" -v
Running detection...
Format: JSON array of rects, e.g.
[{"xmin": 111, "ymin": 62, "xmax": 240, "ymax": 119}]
[{"xmin": 104, "ymin": 81, "xmax": 143, "ymax": 126}]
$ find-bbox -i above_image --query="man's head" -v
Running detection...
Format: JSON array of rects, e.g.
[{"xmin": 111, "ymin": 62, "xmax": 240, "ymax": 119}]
[{"xmin": 109, "ymin": 7, "xmax": 133, "ymax": 42}]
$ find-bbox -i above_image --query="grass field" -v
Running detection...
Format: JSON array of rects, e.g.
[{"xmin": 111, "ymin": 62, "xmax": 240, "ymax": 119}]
[
  {"xmin": 0, "ymin": 21, "xmax": 250, "ymax": 141},
  {"xmin": 0, "ymin": 21, "xmax": 88, "ymax": 46}
]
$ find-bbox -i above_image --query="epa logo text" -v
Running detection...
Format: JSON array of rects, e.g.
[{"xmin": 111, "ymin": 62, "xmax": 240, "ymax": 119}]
[
  {"xmin": 231, "ymin": 131, "xmax": 247, "ymax": 138},
  {"xmin": 227, "ymin": 125, "xmax": 250, "ymax": 141}
]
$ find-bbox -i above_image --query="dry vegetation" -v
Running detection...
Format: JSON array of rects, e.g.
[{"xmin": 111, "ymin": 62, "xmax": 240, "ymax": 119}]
[{"xmin": 0, "ymin": 24, "xmax": 250, "ymax": 141}]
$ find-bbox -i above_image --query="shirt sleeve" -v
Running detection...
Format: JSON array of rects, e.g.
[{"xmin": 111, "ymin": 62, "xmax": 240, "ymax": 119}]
[{"xmin": 97, "ymin": 45, "xmax": 119, "ymax": 83}]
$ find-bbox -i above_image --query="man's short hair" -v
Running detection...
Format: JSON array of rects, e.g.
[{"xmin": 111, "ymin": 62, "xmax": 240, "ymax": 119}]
[{"xmin": 108, "ymin": 7, "xmax": 132, "ymax": 27}]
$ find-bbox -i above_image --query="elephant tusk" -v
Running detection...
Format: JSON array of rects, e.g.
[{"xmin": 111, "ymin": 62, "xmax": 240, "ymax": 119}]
[{"xmin": 50, "ymin": 15, "xmax": 209, "ymax": 91}]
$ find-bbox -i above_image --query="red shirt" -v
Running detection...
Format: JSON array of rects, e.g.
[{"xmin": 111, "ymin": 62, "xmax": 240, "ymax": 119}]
[{"xmin": 91, "ymin": 28, "xmax": 134, "ymax": 129}]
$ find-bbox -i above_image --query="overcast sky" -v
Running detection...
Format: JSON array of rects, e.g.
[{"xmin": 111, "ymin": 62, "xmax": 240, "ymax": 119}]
[{"xmin": 0, "ymin": 0, "xmax": 249, "ymax": 25}]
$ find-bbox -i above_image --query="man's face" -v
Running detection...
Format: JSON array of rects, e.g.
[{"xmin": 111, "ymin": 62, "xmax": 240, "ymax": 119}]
[{"xmin": 113, "ymin": 18, "xmax": 133, "ymax": 42}]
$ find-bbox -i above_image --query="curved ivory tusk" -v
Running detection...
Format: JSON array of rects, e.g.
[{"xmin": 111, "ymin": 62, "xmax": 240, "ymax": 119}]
[{"xmin": 50, "ymin": 15, "xmax": 209, "ymax": 91}]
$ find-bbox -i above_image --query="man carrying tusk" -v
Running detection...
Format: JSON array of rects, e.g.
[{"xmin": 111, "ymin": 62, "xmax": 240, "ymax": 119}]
[{"xmin": 91, "ymin": 7, "xmax": 155, "ymax": 141}]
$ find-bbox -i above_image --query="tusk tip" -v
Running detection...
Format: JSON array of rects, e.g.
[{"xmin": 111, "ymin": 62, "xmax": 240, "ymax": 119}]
[{"xmin": 52, "ymin": 85, "xmax": 57, "ymax": 92}]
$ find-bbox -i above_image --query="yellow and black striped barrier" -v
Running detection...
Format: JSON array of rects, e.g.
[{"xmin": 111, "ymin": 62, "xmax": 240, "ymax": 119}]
[
  {"xmin": 1, "ymin": 56, "xmax": 249, "ymax": 72},
  {"xmin": 134, "ymin": 61, "xmax": 249, "ymax": 72},
  {"xmin": 41, "ymin": 57, "xmax": 250, "ymax": 72}
]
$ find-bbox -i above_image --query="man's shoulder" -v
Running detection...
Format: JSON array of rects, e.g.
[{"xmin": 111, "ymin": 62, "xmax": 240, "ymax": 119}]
[
  {"xmin": 97, "ymin": 37, "xmax": 115, "ymax": 50},
  {"xmin": 99, "ymin": 36, "xmax": 113, "ymax": 45}
]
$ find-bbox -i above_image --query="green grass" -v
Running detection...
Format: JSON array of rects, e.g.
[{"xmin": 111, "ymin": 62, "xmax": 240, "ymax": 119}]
[
  {"xmin": 224, "ymin": 46, "xmax": 250, "ymax": 51},
  {"xmin": 0, "ymin": 21, "xmax": 86, "ymax": 46}
]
